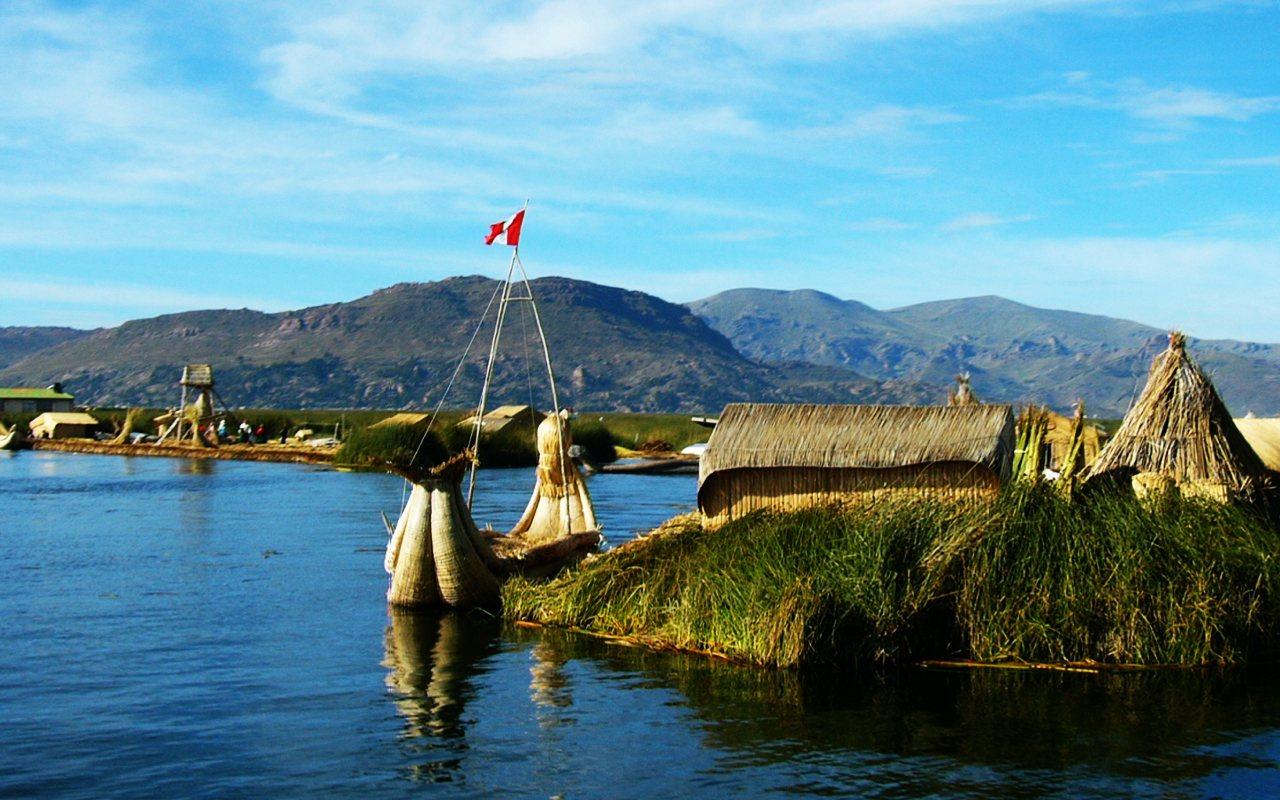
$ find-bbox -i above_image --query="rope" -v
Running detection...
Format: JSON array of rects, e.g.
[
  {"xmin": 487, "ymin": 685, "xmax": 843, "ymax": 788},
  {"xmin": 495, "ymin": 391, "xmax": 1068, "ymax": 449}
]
[{"xmin": 397, "ymin": 278, "xmax": 506, "ymax": 513}]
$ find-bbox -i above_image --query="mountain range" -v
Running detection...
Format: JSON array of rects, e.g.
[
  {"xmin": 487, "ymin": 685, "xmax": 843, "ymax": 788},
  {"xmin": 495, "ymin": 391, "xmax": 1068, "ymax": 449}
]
[
  {"xmin": 0, "ymin": 277, "xmax": 932, "ymax": 413},
  {"xmin": 2, "ymin": 276, "xmax": 1277, "ymax": 416},
  {"xmin": 689, "ymin": 289, "xmax": 1280, "ymax": 416}
]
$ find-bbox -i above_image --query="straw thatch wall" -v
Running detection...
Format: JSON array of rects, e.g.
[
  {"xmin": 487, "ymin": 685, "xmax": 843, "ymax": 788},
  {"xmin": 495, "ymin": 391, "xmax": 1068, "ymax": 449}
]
[
  {"xmin": 1085, "ymin": 333, "xmax": 1268, "ymax": 499},
  {"xmin": 698, "ymin": 403, "xmax": 1014, "ymax": 526}
]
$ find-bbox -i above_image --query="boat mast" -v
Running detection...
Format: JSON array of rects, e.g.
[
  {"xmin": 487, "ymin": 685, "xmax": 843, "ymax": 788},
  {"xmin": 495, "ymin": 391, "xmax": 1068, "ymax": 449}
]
[{"xmin": 467, "ymin": 203, "xmax": 572, "ymax": 533}]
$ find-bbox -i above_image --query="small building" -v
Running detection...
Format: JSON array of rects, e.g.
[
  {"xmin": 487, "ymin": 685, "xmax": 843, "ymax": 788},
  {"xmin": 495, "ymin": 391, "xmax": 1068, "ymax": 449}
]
[
  {"xmin": 698, "ymin": 403, "xmax": 1015, "ymax": 528},
  {"xmin": 458, "ymin": 405, "xmax": 541, "ymax": 434},
  {"xmin": 1084, "ymin": 333, "xmax": 1267, "ymax": 501},
  {"xmin": 371, "ymin": 412, "xmax": 434, "ymax": 430},
  {"xmin": 0, "ymin": 385, "xmax": 74, "ymax": 414},
  {"xmin": 29, "ymin": 411, "xmax": 100, "ymax": 440}
]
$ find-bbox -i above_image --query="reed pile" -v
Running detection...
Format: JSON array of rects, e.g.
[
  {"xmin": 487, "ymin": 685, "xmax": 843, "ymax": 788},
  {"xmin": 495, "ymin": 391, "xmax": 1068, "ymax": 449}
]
[{"xmin": 504, "ymin": 485, "xmax": 1280, "ymax": 668}]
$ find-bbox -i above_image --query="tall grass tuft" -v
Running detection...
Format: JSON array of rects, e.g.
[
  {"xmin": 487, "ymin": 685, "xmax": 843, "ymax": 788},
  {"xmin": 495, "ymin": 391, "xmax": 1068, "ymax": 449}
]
[
  {"xmin": 335, "ymin": 424, "xmax": 448, "ymax": 471},
  {"xmin": 505, "ymin": 486, "xmax": 1280, "ymax": 668}
]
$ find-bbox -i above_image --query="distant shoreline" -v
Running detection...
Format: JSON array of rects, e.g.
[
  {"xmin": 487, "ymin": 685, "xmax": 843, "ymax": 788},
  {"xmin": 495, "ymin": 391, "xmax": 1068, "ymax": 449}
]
[{"xmin": 30, "ymin": 438, "xmax": 336, "ymax": 466}]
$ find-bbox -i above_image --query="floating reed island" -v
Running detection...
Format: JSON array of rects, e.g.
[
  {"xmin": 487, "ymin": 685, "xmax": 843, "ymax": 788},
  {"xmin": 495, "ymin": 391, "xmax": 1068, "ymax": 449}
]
[{"xmin": 506, "ymin": 333, "xmax": 1280, "ymax": 670}]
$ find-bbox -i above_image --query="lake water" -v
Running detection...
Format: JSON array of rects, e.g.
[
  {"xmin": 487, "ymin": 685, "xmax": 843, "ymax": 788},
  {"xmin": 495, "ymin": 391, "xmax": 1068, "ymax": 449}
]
[{"xmin": 4, "ymin": 451, "xmax": 1280, "ymax": 799}]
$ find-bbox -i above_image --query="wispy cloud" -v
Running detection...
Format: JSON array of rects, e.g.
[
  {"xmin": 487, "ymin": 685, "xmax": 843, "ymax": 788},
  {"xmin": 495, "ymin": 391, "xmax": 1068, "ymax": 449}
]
[
  {"xmin": 1215, "ymin": 154, "xmax": 1280, "ymax": 167},
  {"xmin": 852, "ymin": 217, "xmax": 917, "ymax": 232},
  {"xmin": 1018, "ymin": 73, "xmax": 1280, "ymax": 134},
  {"xmin": 941, "ymin": 212, "xmax": 1035, "ymax": 231},
  {"xmin": 0, "ymin": 277, "xmax": 285, "ymax": 313}
]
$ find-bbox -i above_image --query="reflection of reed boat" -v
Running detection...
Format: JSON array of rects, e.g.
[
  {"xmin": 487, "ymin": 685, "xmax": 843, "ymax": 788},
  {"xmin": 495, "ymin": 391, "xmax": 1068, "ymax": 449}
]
[
  {"xmin": 384, "ymin": 207, "xmax": 602, "ymax": 610},
  {"xmin": 383, "ymin": 608, "xmax": 501, "ymax": 741}
]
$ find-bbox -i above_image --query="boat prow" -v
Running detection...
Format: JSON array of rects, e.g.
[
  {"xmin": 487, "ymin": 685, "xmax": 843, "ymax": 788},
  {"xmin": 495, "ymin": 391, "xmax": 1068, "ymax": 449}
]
[
  {"xmin": 489, "ymin": 528, "xmax": 602, "ymax": 579},
  {"xmin": 0, "ymin": 427, "xmax": 28, "ymax": 451}
]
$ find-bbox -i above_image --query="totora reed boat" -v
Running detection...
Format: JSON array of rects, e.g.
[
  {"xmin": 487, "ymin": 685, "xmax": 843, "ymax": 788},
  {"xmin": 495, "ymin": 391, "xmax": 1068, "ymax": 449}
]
[{"xmin": 383, "ymin": 206, "xmax": 603, "ymax": 610}]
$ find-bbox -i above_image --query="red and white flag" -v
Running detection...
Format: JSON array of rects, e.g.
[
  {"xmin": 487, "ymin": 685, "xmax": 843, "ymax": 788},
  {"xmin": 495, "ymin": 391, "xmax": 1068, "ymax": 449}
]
[{"xmin": 485, "ymin": 208, "xmax": 525, "ymax": 246}]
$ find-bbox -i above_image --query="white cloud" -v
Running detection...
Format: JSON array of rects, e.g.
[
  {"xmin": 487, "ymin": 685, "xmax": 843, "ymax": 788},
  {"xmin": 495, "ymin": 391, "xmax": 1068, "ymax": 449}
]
[
  {"xmin": 1018, "ymin": 74, "xmax": 1280, "ymax": 133},
  {"xmin": 852, "ymin": 217, "xmax": 917, "ymax": 231},
  {"xmin": 941, "ymin": 212, "xmax": 1035, "ymax": 230},
  {"xmin": 0, "ymin": 277, "xmax": 282, "ymax": 313},
  {"xmin": 1216, "ymin": 154, "xmax": 1280, "ymax": 167}
]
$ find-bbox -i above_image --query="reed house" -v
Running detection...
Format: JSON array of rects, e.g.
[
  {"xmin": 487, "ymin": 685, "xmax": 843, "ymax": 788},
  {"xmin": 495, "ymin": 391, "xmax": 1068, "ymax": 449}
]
[
  {"xmin": 698, "ymin": 403, "xmax": 1015, "ymax": 528},
  {"xmin": 1084, "ymin": 332, "xmax": 1268, "ymax": 502}
]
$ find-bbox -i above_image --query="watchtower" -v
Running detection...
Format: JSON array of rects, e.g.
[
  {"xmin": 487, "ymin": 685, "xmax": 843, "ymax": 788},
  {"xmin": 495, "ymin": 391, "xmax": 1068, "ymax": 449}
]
[{"xmin": 157, "ymin": 363, "xmax": 226, "ymax": 444}]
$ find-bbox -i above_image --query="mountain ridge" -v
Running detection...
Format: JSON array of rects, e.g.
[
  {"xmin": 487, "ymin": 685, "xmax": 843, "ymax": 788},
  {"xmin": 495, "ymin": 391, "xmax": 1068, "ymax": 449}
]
[
  {"xmin": 0, "ymin": 276, "xmax": 935, "ymax": 412},
  {"xmin": 688, "ymin": 287, "xmax": 1280, "ymax": 416},
  {"xmin": 5, "ymin": 278, "xmax": 1279, "ymax": 416}
]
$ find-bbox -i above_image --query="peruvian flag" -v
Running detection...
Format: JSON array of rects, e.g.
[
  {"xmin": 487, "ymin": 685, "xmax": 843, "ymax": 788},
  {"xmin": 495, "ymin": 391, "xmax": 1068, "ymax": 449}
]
[{"xmin": 485, "ymin": 208, "xmax": 525, "ymax": 246}]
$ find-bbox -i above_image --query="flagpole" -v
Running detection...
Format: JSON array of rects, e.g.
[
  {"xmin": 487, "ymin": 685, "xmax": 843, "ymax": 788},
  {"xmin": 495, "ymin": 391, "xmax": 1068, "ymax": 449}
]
[{"xmin": 468, "ymin": 245, "xmax": 518, "ymax": 507}]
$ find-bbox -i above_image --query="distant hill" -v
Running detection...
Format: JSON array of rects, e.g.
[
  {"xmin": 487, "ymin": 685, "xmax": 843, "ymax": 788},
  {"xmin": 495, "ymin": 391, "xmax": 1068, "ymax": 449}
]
[
  {"xmin": 688, "ymin": 289, "xmax": 1280, "ymax": 416},
  {"xmin": 0, "ymin": 326, "xmax": 91, "ymax": 370},
  {"xmin": 0, "ymin": 276, "xmax": 935, "ymax": 412}
]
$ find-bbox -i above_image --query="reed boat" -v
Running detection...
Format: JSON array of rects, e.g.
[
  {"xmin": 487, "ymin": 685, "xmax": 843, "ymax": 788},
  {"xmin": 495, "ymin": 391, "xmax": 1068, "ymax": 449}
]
[
  {"xmin": 382, "ymin": 207, "xmax": 602, "ymax": 610},
  {"xmin": 0, "ymin": 423, "xmax": 26, "ymax": 451}
]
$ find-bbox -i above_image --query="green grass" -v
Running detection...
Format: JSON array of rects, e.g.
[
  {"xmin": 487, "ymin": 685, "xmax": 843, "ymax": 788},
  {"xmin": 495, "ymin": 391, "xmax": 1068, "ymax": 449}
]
[
  {"xmin": 335, "ymin": 424, "xmax": 450, "ymax": 472},
  {"xmin": 588, "ymin": 412, "xmax": 710, "ymax": 451},
  {"xmin": 504, "ymin": 486, "xmax": 1280, "ymax": 668}
]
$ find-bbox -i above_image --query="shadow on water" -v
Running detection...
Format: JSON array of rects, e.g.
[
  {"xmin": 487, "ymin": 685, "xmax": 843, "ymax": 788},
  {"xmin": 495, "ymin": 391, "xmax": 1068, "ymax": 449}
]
[{"xmin": 505, "ymin": 625, "xmax": 1280, "ymax": 797}]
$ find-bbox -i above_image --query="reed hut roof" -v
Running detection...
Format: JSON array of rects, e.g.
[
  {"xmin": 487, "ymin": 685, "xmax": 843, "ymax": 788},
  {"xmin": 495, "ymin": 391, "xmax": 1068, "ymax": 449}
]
[
  {"xmin": 371, "ymin": 412, "xmax": 433, "ymax": 430},
  {"xmin": 1235, "ymin": 417, "xmax": 1280, "ymax": 473},
  {"xmin": 30, "ymin": 412, "xmax": 99, "ymax": 427},
  {"xmin": 700, "ymin": 403, "xmax": 1015, "ymax": 486},
  {"xmin": 1085, "ymin": 332, "xmax": 1267, "ymax": 493}
]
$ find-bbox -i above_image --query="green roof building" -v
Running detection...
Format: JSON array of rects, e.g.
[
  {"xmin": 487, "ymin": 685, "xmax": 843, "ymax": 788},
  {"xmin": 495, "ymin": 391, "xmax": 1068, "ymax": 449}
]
[{"xmin": 0, "ymin": 385, "xmax": 75, "ymax": 414}]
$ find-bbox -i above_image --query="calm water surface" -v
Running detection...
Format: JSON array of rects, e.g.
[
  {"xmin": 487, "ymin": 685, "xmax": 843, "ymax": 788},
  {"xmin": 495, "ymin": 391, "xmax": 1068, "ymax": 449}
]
[{"xmin": 4, "ymin": 451, "xmax": 1280, "ymax": 799}]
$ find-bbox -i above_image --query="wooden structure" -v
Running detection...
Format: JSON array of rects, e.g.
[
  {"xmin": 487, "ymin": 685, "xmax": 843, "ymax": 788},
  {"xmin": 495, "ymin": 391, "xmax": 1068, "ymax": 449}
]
[
  {"xmin": 156, "ymin": 364, "xmax": 229, "ymax": 445},
  {"xmin": 29, "ymin": 411, "xmax": 99, "ymax": 440},
  {"xmin": 1084, "ymin": 333, "xmax": 1268, "ymax": 502},
  {"xmin": 698, "ymin": 403, "xmax": 1015, "ymax": 528}
]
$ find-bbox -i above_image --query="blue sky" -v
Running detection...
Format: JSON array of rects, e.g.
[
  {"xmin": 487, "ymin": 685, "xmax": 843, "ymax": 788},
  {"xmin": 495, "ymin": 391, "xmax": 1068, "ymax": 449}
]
[{"xmin": 2, "ymin": 0, "xmax": 1278, "ymax": 340}]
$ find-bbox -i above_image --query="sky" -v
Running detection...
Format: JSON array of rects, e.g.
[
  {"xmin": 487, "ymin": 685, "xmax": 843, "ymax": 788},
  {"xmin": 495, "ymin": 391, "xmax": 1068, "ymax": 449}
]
[{"xmin": 1, "ymin": 0, "xmax": 1278, "ymax": 340}]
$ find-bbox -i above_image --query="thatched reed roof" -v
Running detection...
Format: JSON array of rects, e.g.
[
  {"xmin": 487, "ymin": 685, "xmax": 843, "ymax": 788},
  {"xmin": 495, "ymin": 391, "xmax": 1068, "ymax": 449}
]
[
  {"xmin": 371, "ymin": 412, "xmax": 433, "ymax": 429},
  {"xmin": 1235, "ymin": 418, "xmax": 1280, "ymax": 472},
  {"xmin": 700, "ymin": 403, "xmax": 1015, "ymax": 485},
  {"xmin": 459, "ymin": 404, "xmax": 541, "ymax": 433},
  {"xmin": 1085, "ymin": 333, "xmax": 1268, "ymax": 494}
]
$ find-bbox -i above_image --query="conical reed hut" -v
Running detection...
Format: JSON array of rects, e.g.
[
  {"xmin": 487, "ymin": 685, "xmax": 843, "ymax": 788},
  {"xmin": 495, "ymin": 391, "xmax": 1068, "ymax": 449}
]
[
  {"xmin": 1084, "ymin": 332, "xmax": 1268, "ymax": 502},
  {"xmin": 698, "ymin": 403, "xmax": 1015, "ymax": 528}
]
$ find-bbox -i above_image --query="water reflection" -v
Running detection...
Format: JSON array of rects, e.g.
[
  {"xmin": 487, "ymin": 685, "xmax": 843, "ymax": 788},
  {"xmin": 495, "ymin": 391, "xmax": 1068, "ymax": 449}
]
[
  {"xmin": 178, "ymin": 458, "xmax": 215, "ymax": 476},
  {"xmin": 383, "ymin": 609, "xmax": 502, "ymax": 740},
  {"xmin": 508, "ymin": 626, "xmax": 1280, "ymax": 797},
  {"xmin": 529, "ymin": 639, "xmax": 577, "ymax": 735}
]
